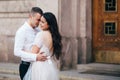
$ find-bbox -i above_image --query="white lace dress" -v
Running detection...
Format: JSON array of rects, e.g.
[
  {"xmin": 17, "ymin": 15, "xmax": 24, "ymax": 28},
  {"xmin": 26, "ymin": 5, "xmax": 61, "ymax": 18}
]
[{"xmin": 23, "ymin": 31, "xmax": 59, "ymax": 80}]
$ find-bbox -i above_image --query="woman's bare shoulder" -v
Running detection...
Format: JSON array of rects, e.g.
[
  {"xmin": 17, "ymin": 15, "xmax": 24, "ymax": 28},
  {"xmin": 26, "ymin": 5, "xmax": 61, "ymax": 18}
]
[{"xmin": 40, "ymin": 31, "xmax": 51, "ymax": 37}]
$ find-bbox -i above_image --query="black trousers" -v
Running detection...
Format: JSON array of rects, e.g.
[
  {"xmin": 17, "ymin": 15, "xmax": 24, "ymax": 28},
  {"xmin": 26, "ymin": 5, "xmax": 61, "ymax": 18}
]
[{"xmin": 19, "ymin": 61, "xmax": 30, "ymax": 80}]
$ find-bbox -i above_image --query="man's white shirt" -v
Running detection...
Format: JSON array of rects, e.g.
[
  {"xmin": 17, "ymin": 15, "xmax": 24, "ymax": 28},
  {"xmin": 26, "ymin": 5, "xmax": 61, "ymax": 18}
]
[{"xmin": 14, "ymin": 22, "xmax": 40, "ymax": 62}]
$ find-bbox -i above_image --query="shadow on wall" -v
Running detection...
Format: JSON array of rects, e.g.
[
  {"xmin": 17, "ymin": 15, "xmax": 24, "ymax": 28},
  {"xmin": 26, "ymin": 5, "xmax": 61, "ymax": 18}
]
[{"xmin": 60, "ymin": 37, "xmax": 78, "ymax": 70}]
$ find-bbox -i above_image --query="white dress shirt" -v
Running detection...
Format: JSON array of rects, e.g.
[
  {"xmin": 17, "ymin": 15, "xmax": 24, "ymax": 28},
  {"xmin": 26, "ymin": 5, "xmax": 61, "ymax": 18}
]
[{"xmin": 14, "ymin": 21, "xmax": 40, "ymax": 62}]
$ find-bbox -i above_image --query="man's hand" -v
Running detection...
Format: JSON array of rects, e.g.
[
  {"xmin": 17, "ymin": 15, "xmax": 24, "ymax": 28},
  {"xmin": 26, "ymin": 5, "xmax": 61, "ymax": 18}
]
[{"xmin": 36, "ymin": 52, "xmax": 47, "ymax": 61}]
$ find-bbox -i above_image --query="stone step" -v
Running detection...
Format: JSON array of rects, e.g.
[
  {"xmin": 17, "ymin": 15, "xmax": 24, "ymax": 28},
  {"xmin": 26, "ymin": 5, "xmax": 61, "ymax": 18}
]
[
  {"xmin": 77, "ymin": 63, "xmax": 120, "ymax": 77},
  {"xmin": 77, "ymin": 63, "xmax": 120, "ymax": 72},
  {"xmin": 76, "ymin": 63, "xmax": 120, "ymax": 80},
  {"xmin": 0, "ymin": 63, "xmax": 19, "ymax": 80},
  {"xmin": 0, "ymin": 63, "xmax": 19, "ymax": 75},
  {"xmin": 60, "ymin": 69, "xmax": 120, "ymax": 80},
  {"xmin": 0, "ymin": 73, "xmax": 19, "ymax": 80},
  {"xmin": 0, "ymin": 63, "xmax": 120, "ymax": 80}
]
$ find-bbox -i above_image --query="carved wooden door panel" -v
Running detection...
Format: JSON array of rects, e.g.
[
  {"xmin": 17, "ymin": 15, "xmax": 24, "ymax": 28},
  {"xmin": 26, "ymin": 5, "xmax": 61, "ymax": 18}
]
[{"xmin": 93, "ymin": 0, "xmax": 120, "ymax": 64}]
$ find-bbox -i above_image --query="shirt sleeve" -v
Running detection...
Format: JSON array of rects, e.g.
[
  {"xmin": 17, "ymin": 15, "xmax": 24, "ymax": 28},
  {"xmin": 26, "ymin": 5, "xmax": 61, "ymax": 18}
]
[
  {"xmin": 33, "ymin": 32, "xmax": 43, "ymax": 48},
  {"xmin": 14, "ymin": 29, "xmax": 37, "ymax": 62}
]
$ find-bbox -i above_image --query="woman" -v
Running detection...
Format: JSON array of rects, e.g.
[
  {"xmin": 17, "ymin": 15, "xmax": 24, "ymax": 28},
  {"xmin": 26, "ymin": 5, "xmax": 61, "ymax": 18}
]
[{"xmin": 23, "ymin": 12, "xmax": 62, "ymax": 80}]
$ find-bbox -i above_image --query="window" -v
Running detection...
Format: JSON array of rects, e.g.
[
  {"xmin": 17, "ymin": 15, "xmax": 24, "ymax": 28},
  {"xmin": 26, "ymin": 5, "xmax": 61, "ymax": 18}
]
[
  {"xmin": 104, "ymin": 0, "xmax": 117, "ymax": 12},
  {"xmin": 104, "ymin": 22, "xmax": 117, "ymax": 36}
]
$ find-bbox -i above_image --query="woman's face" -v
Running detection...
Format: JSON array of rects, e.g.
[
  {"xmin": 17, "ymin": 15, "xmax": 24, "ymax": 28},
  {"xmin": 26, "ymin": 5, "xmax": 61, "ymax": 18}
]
[{"xmin": 39, "ymin": 16, "xmax": 49, "ymax": 30}]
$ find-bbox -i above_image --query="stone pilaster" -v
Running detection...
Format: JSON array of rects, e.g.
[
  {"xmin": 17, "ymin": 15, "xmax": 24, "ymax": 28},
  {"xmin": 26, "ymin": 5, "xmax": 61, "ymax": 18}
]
[
  {"xmin": 77, "ymin": 0, "xmax": 92, "ymax": 64},
  {"xmin": 59, "ymin": 0, "xmax": 78, "ymax": 70}
]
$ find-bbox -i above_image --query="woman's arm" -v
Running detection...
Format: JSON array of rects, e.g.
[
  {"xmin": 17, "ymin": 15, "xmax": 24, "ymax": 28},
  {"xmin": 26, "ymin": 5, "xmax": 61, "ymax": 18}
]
[
  {"xmin": 31, "ymin": 45, "xmax": 40, "ymax": 54},
  {"xmin": 31, "ymin": 32, "xmax": 44, "ymax": 54}
]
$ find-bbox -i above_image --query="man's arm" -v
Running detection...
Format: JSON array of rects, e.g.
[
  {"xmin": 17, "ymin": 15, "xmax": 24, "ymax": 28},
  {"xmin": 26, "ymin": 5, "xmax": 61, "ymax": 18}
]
[
  {"xmin": 14, "ymin": 30, "xmax": 37, "ymax": 62},
  {"xmin": 31, "ymin": 45, "xmax": 47, "ymax": 61}
]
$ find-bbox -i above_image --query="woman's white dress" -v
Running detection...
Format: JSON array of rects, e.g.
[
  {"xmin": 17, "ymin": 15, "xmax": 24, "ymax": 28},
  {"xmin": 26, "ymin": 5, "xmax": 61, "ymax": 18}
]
[{"xmin": 23, "ymin": 31, "xmax": 59, "ymax": 80}]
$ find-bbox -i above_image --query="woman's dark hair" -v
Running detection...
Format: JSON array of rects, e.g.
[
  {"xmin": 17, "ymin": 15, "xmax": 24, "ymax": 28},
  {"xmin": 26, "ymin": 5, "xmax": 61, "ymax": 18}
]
[{"xmin": 43, "ymin": 12, "xmax": 62, "ymax": 60}]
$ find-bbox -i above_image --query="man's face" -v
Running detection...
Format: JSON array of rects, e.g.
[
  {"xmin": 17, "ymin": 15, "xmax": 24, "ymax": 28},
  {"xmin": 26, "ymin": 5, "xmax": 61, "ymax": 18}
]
[{"xmin": 31, "ymin": 13, "xmax": 41, "ymax": 28}]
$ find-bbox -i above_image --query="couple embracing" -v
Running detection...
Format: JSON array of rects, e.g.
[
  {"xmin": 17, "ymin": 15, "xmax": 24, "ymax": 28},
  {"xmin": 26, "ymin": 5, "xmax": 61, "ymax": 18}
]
[{"xmin": 14, "ymin": 7, "xmax": 62, "ymax": 80}]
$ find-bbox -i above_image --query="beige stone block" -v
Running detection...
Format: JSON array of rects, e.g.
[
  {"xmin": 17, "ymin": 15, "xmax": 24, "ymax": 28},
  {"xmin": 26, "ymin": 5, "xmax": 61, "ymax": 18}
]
[
  {"xmin": 0, "ymin": 35, "xmax": 20, "ymax": 63},
  {"xmin": 0, "ymin": 35, "xmax": 8, "ymax": 62},
  {"xmin": 60, "ymin": 37, "xmax": 78, "ymax": 70},
  {"xmin": 59, "ymin": 0, "xmax": 78, "ymax": 37},
  {"xmin": 7, "ymin": 35, "xmax": 20, "ymax": 63},
  {"xmin": 0, "ymin": 13, "xmax": 28, "ymax": 18},
  {"xmin": 60, "ymin": 0, "xmax": 72, "ymax": 37},
  {"xmin": 36, "ymin": 0, "xmax": 58, "ymax": 19},
  {"xmin": 0, "ymin": 0, "xmax": 36, "ymax": 12},
  {"xmin": 0, "ymin": 18, "xmax": 27, "ymax": 35}
]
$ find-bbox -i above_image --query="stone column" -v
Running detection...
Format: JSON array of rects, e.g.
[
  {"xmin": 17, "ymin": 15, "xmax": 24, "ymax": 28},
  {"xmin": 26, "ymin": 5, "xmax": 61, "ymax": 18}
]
[
  {"xmin": 59, "ymin": 0, "xmax": 78, "ymax": 70},
  {"xmin": 59, "ymin": 0, "xmax": 92, "ymax": 70},
  {"xmin": 77, "ymin": 0, "xmax": 92, "ymax": 64},
  {"xmin": 86, "ymin": 0, "xmax": 92, "ymax": 63}
]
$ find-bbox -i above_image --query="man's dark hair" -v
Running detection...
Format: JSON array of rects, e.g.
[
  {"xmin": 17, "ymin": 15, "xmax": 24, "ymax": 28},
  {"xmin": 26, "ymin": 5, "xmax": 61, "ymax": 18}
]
[{"xmin": 30, "ymin": 7, "xmax": 43, "ymax": 16}]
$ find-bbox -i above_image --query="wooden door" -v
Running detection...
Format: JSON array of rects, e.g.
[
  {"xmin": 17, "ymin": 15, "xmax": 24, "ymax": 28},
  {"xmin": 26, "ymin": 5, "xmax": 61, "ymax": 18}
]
[{"xmin": 93, "ymin": 0, "xmax": 120, "ymax": 64}]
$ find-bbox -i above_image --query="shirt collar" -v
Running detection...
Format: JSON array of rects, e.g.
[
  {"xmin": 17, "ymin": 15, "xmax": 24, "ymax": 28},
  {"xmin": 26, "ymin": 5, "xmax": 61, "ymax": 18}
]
[
  {"xmin": 24, "ymin": 21, "xmax": 35, "ymax": 31},
  {"xmin": 23, "ymin": 21, "xmax": 40, "ymax": 33}
]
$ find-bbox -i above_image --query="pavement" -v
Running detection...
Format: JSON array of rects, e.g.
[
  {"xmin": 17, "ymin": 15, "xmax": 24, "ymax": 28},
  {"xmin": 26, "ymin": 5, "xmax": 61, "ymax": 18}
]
[{"xmin": 0, "ymin": 63, "xmax": 120, "ymax": 80}]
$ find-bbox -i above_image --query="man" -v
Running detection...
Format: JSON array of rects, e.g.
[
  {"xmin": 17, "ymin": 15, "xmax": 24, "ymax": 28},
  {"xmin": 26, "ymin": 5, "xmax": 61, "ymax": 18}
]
[{"xmin": 14, "ymin": 7, "xmax": 47, "ymax": 80}]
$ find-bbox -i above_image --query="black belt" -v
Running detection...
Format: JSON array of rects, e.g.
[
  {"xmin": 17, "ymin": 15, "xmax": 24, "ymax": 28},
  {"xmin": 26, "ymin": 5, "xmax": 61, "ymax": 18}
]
[{"xmin": 21, "ymin": 61, "xmax": 30, "ymax": 65}]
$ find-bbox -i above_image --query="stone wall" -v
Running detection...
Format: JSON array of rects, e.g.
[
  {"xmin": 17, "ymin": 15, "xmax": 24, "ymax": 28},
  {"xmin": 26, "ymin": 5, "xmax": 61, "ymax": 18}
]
[
  {"xmin": 0, "ymin": 0, "xmax": 36, "ymax": 63},
  {"xmin": 0, "ymin": 0, "xmax": 92, "ymax": 70},
  {"xmin": 0, "ymin": 0, "xmax": 59, "ymax": 63},
  {"xmin": 36, "ymin": 0, "xmax": 58, "ymax": 20}
]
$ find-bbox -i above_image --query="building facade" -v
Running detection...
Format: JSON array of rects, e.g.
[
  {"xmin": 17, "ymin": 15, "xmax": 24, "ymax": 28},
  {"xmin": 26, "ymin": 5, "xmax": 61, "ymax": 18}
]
[{"xmin": 0, "ymin": 0, "xmax": 119, "ymax": 70}]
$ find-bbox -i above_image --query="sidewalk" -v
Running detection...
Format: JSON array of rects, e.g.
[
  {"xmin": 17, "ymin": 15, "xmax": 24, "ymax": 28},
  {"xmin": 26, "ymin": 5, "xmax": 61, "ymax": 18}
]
[{"xmin": 0, "ymin": 63, "xmax": 120, "ymax": 80}]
